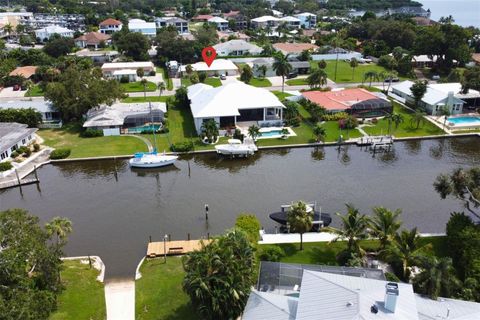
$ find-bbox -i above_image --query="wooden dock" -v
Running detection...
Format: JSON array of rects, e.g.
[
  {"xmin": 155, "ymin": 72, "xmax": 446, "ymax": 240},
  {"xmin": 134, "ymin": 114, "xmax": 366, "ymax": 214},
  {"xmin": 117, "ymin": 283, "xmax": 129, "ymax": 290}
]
[
  {"xmin": 146, "ymin": 239, "xmax": 212, "ymax": 257},
  {"xmin": 0, "ymin": 178, "xmax": 39, "ymax": 190}
]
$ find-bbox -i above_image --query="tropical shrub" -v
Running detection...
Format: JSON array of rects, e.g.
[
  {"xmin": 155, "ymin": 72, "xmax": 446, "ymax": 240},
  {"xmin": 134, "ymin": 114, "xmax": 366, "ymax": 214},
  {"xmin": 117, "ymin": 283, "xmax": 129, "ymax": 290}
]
[
  {"xmin": 33, "ymin": 143, "xmax": 40, "ymax": 152},
  {"xmin": 50, "ymin": 148, "xmax": 71, "ymax": 159},
  {"xmin": 258, "ymin": 246, "xmax": 285, "ymax": 262},
  {"xmin": 17, "ymin": 146, "xmax": 29, "ymax": 155},
  {"xmin": 233, "ymin": 128, "xmax": 244, "ymax": 142},
  {"xmin": 385, "ymin": 272, "xmax": 401, "ymax": 282},
  {"xmin": 339, "ymin": 116, "xmax": 358, "ymax": 129},
  {"xmin": 235, "ymin": 214, "xmax": 261, "ymax": 244},
  {"xmin": 10, "ymin": 151, "xmax": 19, "ymax": 158},
  {"xmin": 198, "ymin": 71, "xmax": 207, "ymax": 83},
  {"xmin": 321, "ymin": 112, "xmax": 349, "ymax": 121},
  {"xmin": 171, "ymin": 141, "xmax": 193, "ymax": 152},
  {"xmin": 24, "ymin": 148, "xmax": 32, "ymax": 157},
  {"xmin": 149, "ymin": 70, "xmax": 156, "ymax": 76},
  {"xmin": 0, "ymin": 161, "xmax": 13, "ymax": 172},
  {"xmin": 0, "ymin": 108, "xmax": 43, "ymax": 128},
  {"xmin": 80, "ymin": 128, "xmax": 103, "ymax": 138}
]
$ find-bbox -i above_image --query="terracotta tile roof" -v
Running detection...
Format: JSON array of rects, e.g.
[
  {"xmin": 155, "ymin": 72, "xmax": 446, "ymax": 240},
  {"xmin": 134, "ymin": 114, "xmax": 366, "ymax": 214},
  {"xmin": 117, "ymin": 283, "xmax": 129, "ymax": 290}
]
[
  {"xmin": 224, "ymin": 11, "xmax": 240, "ymax": 18},
  {"xmin": 192, "ymin": 14, "xmax": 214, "ymax": 21},
  {"xmin": 273, "ymin": 42, "xmax": 319, "ymax": 54},
  {"xmin": 472, "ymin": 53, "xmax": 480, "ymax": 64},
  {"xmin": 99, "ymin": 18, "xmax": 122, "ymax": 26},
  {"xmin": 75, "ymin": 32, "xmax": 111, "ymax": 44},
  {"xmin": 9, "ymin": 66, "xmax": 38, "ymax": 78},
  {"xmin": 302, "ymin": 89, "xmax": 379, "ymax": 111}
]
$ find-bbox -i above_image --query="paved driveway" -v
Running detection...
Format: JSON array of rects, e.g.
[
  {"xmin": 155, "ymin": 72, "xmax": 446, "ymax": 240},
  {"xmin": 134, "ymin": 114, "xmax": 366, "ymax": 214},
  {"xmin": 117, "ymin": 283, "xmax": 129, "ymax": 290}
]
[{"xmin": 0, "ymin": 87, "xmax": 26, "ymax": 98}]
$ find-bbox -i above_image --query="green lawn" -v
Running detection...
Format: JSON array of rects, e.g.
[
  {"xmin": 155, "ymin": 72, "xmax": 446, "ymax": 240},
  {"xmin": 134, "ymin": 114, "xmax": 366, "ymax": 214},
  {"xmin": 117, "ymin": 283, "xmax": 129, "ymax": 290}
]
[
  {"xmin": 181, "ymin": 77, "xmax": 222, "ymax": 87},
  {"xmin": 156, "ymin": 67, "xmax": 174, "ymax": 90},
  {"xmin": 49, "ymin": 260, "xmax": 106, "ymax": 320},
  {"xmin": 258, "ymin": 236, "xmax": 448, "ymax": 265},
  {"xmin": 25, "ymin": 84, "xmax": 44, "ymax": 97},
  {"xmin": 39, "ymin": 125, "xmax": 148, "ymax": 158},
  {"xmin": 286, "ymin": 78, "xmax": 308, "ymax": 86},
  {"xmin": 272, "ymin": 90, "xmax": 293, "ymax": 101},
  {"xmin": 136, "ymin": 257, "xmax": 195, "ymax": 320},
  {"xmin": 242, "ymin": 77, "xmax": 272, "ymax": 87},
  {"xmin": 122, "ymin": 96, "xmax": 170, "ymax": 103},
  {"xmin": 362, "ymin": 103, "xmax": 444, "ymax": 137},
  {"xmin": 321, "ymin": 120, "xmax": 363, "ymax": 142},
  {"xmin": 121, "ymin": 81, "xmax": 157, "ymax": 92}
]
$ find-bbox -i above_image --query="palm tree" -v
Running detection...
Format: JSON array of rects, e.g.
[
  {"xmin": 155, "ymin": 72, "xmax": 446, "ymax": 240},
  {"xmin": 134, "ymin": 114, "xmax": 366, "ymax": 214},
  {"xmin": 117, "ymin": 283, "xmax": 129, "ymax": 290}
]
[
  {"xmin": 313, "ymin": 124, "xmax": 326, "ymax": 142},
  {"xmin": 411, "ymin": 109, "xmax": 426, "ymax": 129},
  {"xmin": 350, "ymin": 58, "xmax": 358, "ymax": 81},
  {"xmin": 363, "ymin": 71, "xmax": 379, "ymax": 87},
  {"xmin": 247, "ymin": 124, "xmax": 260, "ymax": 141},
  {"xmin": 383, "ymin": 228, "xmax": 431, "ymax": 281},
  {"xmin": 257, "ymin": 65, "xmax": 267, "ymax": 79},
  {"xmin": 391, "ymin": 113, "xmax": 404, "ymax": 130},
  {"xmin": 369, "ymin": 207, "xmax": 402, "ymax": 251},
  {"xmin": 439, "ymin": 106, "xmax": 451, "ymax": 132},
  {"xmin": 3, "ymin": 23, "xmax": 13, "ymax": 38},
  {"xmin": 140, "ymin": 78, "xmax": 149, "ymax": 99},
  {"xmin": 185, "ymin": 64, "xmax": 193, "ymax": 76},
  {"xmin": 324, "ymin": 204, "xmax": 370, "ymax": 256},
  {"xmin": 287, "ymin": 201, "xmax": 313, "ymax": 250},
  {"xmin": 330, "ymin": 36, "xmax": 343, "ymax": 82},
  {"xmin": 157, "ymin": 81, "xmax": 166, "ymax": 98},
  {"xmin": 412, "ymin": 256, "xmax": 460, "ymax": 299},
  {"xmin": 201, "ymin": 119, "xmax": 219, "ymax": 143},
  {"xmin": 45, "ymin": 217, "xmax": 73, "ymax": 247},
  {"xmin": 384, "ymin": 113, "xmax": 394, "ymax": 135},
  {"xmin": 307, "ymin": 69, "xmax": 327, "ymax": 89},
  {"xmin": 272, "ymin": 52, "xmax": 292, "ymax": 93}
]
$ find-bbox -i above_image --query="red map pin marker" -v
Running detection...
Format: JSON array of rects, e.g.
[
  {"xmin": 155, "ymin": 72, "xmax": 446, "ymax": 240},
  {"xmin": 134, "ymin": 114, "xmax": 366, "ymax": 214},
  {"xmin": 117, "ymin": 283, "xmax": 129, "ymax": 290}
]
[{"xmin": 202, "ymin": 47, "xmax": 217, "ymax": 67}]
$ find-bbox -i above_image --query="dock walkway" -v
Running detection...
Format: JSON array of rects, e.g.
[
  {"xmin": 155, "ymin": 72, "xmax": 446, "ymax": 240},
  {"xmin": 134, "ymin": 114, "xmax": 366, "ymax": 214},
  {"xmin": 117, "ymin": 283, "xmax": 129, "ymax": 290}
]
[{"xmin": 146, "ymin": 239, "xmax": 212, "ymax": 257}]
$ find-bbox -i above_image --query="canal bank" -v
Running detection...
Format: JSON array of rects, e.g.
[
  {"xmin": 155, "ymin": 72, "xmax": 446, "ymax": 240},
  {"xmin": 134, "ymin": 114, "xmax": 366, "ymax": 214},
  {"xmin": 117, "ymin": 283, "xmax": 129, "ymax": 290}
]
[{"xmin": 1, "ymin": 136, "xmax": 479, "ymax": 280}]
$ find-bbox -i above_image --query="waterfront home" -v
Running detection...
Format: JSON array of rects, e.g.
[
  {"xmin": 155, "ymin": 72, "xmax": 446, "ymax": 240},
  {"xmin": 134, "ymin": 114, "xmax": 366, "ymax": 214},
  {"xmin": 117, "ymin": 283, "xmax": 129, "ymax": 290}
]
[
  {"xmin": 128, "ymin": 19, "xmax": 156, "ymax": 37},
  {"xmin": 99, "ymin": 18, "xmax": 123, "ymax": 34},
  {"xmin": 243, "ymin": 261, "xmax": 480, "ymax": 320},
  {"xmin": 279, "ymin": 16, "xmax": 301, "ymax": 29},
  {"xmin": 249, "ymin": 58, "xmax": 310, "ymax": 77},
  {"xmin": 223, "ymin": 12, "xmax": 247, "ymax": 30},
  {"xmin": 155, "ymin": 17, "xmax": 189, "ymax": 34},
  {"xmin": 72, "ymin": 49, "xmax": 119, "ymax": 64},
  {"xmin": 294, "ymin": 12, "xmax": 317, "ymax": 29},
  {"xmin": 74, "ymin": 32, "xmax": 111, "ymax": 49},
  {"xmin": 101, "ymin": 61, "xmax": 155, "ymax": 81},
  {"xmin": 251, "ymin": 16, "xmax": 280, "ymax": 29},
  {"xmin": 208, "ymin": 17, "xmax": 229, "ymax": 31},
  {"xmin": 34, "ymin": 25, "xmax": 74, "ymax": 41},
  {"xmin": 302, "ymin": 88, "xmax": 392, "ymax": 117},
  {"xmin": 83, "ymin": 102, "xmax": 166, "ymax": 136},
  {"xmin": 9, "ymin": 66, "xmax": 38, "ymax": 80},
  {"xmin": 179, "ymin": 59, "xmax": 238, "ymax": 76},
  {"xmin": 0, "ymin": 100, "xmax": 61, "ymax": 125},
  {"xmin": 0, "ymin": 123, "xmax": 37, "ymax": 162},
  {"xmin": 217, "ymin": 31, "xmax": 251, "ymax": 42},
  {"xmin": 187, "ymin": 82, "xmax": 285, "ymax": 133},
  {"xmin": 273, "ymin": 42, "xmax": 319, "ymax": 56},
  {"xmin": 213, "ymin": 40, "xmax": 262, "ymax": 56},
  {"xmin": 391, "ymin": 81, "xmax": 480, "ymax": 115}
]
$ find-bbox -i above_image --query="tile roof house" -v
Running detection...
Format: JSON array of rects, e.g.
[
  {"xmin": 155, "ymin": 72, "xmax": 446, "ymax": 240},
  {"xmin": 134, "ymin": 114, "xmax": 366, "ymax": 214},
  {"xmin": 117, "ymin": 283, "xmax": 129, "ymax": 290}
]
[
  {"xmin": 273, "ymin": 42, "xmax": 319, "ymax": 55},
  {"xmin": 187, "ymin": 82, "xmax": 285, "ymax": 133},
  {"xmin": 302, "ymin": 88, "xmax": 392, "ymax": 117},
  {"xmin": 9, "ymin": 66, "xmax": 38, "ymax": 79},
  {"xmin": 213, "ymin": 40, "xmax": 262, "ymax": 56},
  {"xmin": 192, "ymin": 14, "xmax": 214, "ymax": 22},
  {"xmin": 99, "ymin": 18, "xmax": 123, "ymax": 34},
  {"xmin": 74, "ymin": 32, "xmax": 111, "ymax": 49}
]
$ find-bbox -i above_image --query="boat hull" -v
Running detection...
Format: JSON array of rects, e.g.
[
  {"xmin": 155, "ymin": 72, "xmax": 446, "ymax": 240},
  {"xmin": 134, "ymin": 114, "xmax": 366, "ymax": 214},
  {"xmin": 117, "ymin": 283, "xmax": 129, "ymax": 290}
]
[
  {"xmin": 128, "ymin": 155, "xmax": 178, "ymax": 168},
  {"xmin": 269, "ymin": 211, "xmax": 332, "ymax": 231}
]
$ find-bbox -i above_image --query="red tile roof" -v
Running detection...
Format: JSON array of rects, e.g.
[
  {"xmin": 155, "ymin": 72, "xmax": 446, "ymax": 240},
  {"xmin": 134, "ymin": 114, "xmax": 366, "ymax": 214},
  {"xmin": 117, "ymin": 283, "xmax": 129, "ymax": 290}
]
[
  {"xmin": 302, "ymin": 89, "xmax": 380, "ymax": 111},
  {"xmin": 192, "ymin": 14, "xmax": 214, "ymax": 21},
  {"xmin": 273, "ymin": 42, "xmax": 319, "ymax": 54},
  {"xmin": 75, "ymin": 32, "xmax": 111, "ymax": 44},
  {"xmin": 224, "ymin": 11, "xmax": 240, "ymax": 18},
  {"xmin": 99, "ymin": 18, "xmax": 122, "ymax": 26},
  {"xmin": 9, "ymin": 66, "xmax": 38, "ymax": 78}
]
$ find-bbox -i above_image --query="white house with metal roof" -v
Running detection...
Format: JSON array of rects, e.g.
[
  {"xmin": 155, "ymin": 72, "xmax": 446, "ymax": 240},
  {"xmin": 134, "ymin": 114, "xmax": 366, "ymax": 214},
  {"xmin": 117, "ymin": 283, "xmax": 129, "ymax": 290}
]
[
  {"xmin": 187, "ymin": 82, "xmax": 285, "ymax": 133},
  {"xmin": 213, "ymin": 40, "xmax": 262, "ymax": 56},
  {"xmin": 101, "ymin": 61, "xmax": 155, "ymax": 80},
  {"xmin": 179, "ymin": 59, "xmax": 239, "ymax": 76},
  {"xmin": 0, "ymin": 100, "xmax": 61, "ymax": 124},
  {"xmin": 128, "ymin": 19, "xmax": 156, "ymax": 37},
  {"xmin": 34, "ymin": 24, "xmax": 74, "ymax": 41},
  {"xmin": 0, "ymin": 123, "xmax": 37, "ymax": 162},
  {"xmin": 208, "ymin": 16, "xmax": 229, "ymax": 31},
  {"xmin": 279, "ymin": 16, "xmax": 301, "ymax": 28},
  {"xmin": 294, "ymin": 12, "xmax": 317, "ymax": 29}
]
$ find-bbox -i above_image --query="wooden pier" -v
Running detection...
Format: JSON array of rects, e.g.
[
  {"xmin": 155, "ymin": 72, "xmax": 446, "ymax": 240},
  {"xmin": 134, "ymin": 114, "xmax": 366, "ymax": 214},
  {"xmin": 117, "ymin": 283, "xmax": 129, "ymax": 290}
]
[
  {"xmin": 0, "ymin": 178, "xmax": 39, "ymax": 190},
  {"xmin": 146, "ymin": 239, "xmax": 212, "ymax": 257}
]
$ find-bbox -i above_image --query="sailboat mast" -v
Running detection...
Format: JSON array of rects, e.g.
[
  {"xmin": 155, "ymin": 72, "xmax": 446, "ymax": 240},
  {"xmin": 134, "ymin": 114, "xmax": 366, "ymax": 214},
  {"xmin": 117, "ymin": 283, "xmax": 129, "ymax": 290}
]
[{"xmin": 149, "ymin": 101, "xmax": 158, "ymax": 153}]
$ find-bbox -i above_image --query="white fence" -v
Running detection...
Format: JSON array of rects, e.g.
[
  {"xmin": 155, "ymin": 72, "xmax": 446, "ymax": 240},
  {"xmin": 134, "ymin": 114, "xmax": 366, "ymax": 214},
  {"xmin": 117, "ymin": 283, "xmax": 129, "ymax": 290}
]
[{"xmin": 311, "ymin": 52, "xmax": 363, "ymax": 61}]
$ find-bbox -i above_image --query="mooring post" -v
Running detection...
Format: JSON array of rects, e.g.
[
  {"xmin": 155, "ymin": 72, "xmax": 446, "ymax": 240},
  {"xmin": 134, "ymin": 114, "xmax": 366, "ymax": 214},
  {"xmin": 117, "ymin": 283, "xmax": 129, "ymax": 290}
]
[
  {"xmin": 188, "ymin": 233, "xmax": 191, "ymax": 240},
  {"xmin": 168, "ymin": 234, "xmax": 171, "ymax": 241},
  {"xmin": 33, "ymin": 165, "xmax": 39, "ymax": 182},
  {"xmin": 149, "ymin": 235, "xmax": 152, "ymax": 243},
  {"xmin": 207, "ymin": 232, "xmax": 210, "ymax": 240},
  {"xmin": 88, "ymin": 255, "xmax": 92, "ymax": 269},
  {"xmin": 205, "ymin": 204, "xmax": 209, "ymax": 220}
]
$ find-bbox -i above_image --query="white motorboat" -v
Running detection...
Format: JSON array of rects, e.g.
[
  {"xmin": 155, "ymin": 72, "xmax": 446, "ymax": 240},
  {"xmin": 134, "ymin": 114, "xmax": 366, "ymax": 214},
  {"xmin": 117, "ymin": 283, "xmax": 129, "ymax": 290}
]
[
  {"xmin": 215, "ymin": 138, "xmax": 258, "ymax": 156},
  {"xmin": 129, "ymin": 152, "xmax": 178, "ymax": 168}
]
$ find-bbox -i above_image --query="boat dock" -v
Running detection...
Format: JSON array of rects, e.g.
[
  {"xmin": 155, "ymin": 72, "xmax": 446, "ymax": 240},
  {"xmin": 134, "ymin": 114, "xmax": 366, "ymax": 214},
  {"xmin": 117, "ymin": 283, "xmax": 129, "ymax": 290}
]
[
  {"xmin": 146, "ymin": 239, "xmax": 212, "ymax": 257},
  {"xmin": 356, "ymin": 136, "xmax": 393, "ymax": 146},
  {"xmin": 0, "ymin": 177, "xmax": 39, "ymax": 190}
]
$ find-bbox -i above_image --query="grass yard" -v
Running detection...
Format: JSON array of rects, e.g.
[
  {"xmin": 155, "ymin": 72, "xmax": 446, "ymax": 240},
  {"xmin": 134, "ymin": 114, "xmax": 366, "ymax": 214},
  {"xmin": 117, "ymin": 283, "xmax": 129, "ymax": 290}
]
[
  {"xmin": 121, "ymin": 96, "xmax": 170, "ymax": 103},
  {"xmin": 362, "ymin": 102, "xmax": 445, "ymax": 137},
  {"xmin": 286, "ymin": 78, "xmax": 308, "ymax": 86},
  {"xmin": 272, "ymin": 90, "xmax": 293, "ymax": 101},
  {"xmin": 39, "ymin": 125, "xmax": 148, "ymax": 158},
  {"xmin": 181, "ymin": 77, "xmax": 222, "ymax": 87},
  {"xmin": 258, "ymin": 236, "xmax": 448, "ymax": 265},
  {"xmin": 49, "ymin": 260, "xmax": 105, "ymax": 320},
  {"xmin": 136, "ymin": 257, "xmax": 195, "ymax": 320},
  {"xmin": 156, "ymin": 67, "xmax": 174, "ymax": 90},
  {"xmin": 25, "ymin": 84, "xmax": 44, "ymax": 97},
  {"xmin": 121, "ymin": 81, "xmax": 157, "ymax": 92},
  {"xmin": 321, "ymin": 120, "xmax": 363, "ymax": 142},
  {"xmin": 242, "ymin": 77, "xmax": 272, "ymax": 87}
]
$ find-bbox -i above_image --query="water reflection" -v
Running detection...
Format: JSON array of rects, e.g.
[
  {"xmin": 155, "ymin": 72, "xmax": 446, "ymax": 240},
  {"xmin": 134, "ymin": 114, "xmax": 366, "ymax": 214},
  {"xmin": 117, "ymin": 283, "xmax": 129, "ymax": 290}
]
[
  {"xmin": 311, "ymin": 147, "xmax": 325, "ymax": 161},
  {"xmin": 130, "ymin": 165, "xmax": 181, "ymax": 177},
  {"xmin": 373, "ymin": 148, "xmax": 398, "ymax": 164},
  {"xmin": 191, "ymin": 152, "xmax": 264, "ymax": 173},
  {"xmin": 404, "ymin": 140, "xmax": 422, "ymax": 155}
]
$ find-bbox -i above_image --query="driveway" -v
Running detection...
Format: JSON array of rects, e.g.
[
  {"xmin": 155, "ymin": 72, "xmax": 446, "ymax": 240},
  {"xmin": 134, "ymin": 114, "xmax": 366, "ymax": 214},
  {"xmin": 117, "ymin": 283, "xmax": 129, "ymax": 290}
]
[
  {"xmin": 105, "ymin": 280, "xmax": 135, "ymax": 320},
  {"xmin": 0, "ymin": 87, "xmax": 26, "ymax": 98}
]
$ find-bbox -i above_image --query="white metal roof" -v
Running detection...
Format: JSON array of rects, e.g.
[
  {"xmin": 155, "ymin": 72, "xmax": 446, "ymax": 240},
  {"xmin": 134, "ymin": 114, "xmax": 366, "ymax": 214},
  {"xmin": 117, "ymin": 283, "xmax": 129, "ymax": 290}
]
[
  {"xmin": 188, "ymin": 81, "xmax": 285, "ymax": 119},
  {"xmin": 101, "ymin": 61, "xmax": 154, "ymax": 70},
  {"xmin": 280, "ymin": 16, "xmax": 301, "ymax": 22},
  {"xmin": 208, "ymin": 16, "xmax": 228, "ymax": 23},
  {"xmin": 430, "ymin": 83, "xmax": 480, "ymax": 99},
  {"xmin": 213, "ymin": 40, "xmax": 262, "ymax": 55},
  {"xmin": 243, "ymin": 291, "xmax": 298, "ymax": 320},
  {"xmin": 392, "ymin": 80, "xmax": 465, "ymax": 105},
  {"xmin": 179, "ymin": 59, "xmax": 238, "ymax": 72},
  {"xmin": 0, "ymin": 99, "xmax": 55, "ymax": 113},
  {"xmin": 295, "ymin": 12, "xmax": 316, "ymax": 17},
  {"xmin": 0, "ymin": 122, "xmax": 37, "ymax": 153},
  {"xmin": 128, "ymin": 19, "xmax": 156, "ymax": 29},
  {"xmin": 35, "ymin": 24, "xmax": 73, "ymax": 33},
  {"xmin": 251, "ymin": 15, "xmax": 280, "ymax": 23},
  {"xmin": 112, "ymin": 69, "xmax": 137, "ymax": 76},
  {"xmin": 416, "ymin": 295, "xmax": 480, "ymax": 320}
]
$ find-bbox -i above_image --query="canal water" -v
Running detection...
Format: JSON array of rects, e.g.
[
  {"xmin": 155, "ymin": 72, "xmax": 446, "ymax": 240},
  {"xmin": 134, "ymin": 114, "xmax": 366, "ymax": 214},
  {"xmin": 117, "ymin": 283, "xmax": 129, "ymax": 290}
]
[{"xmin": 1, "ymin": 137, "xmax": 479, "ymax": 279}]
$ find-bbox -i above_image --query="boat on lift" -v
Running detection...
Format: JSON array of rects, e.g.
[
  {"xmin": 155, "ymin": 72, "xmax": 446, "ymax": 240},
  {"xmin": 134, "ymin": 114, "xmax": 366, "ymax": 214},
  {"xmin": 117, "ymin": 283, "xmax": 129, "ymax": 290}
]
[
  {"xmin": 269, "ymin": 202, "xmax": 332, "ymax": 232},
  {"xmin": 215, "ymin": 138, "xmax": 258, "ymax": 157}
]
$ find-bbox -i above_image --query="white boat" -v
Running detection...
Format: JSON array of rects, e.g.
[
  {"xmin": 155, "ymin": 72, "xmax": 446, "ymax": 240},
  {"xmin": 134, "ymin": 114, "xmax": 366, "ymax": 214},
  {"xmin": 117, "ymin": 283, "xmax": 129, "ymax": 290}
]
[
  {"xmin": 215, "ymin": 138, "xmax": 258, "ymax": 156},
  {"xmin": 129, "ymin": 152, "xmax": 178, "ymax": 168}
]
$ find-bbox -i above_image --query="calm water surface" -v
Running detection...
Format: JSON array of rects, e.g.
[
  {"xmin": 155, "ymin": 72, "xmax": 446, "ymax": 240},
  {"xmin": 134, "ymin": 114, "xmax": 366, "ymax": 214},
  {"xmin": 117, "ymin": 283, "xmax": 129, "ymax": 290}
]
[{"xmin": 1, "ymin": 137, "xmax": 479, "ymax": 279}]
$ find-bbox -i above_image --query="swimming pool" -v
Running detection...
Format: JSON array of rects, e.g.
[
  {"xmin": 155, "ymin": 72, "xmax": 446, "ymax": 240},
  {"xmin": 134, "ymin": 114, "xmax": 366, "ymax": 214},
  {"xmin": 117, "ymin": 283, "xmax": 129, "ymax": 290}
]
[
  {"xmin": 448, "ymin": 116, "xmax": 480, "ymax": 125},
  {"xmin": 260, "ymin": 130, "xmax": 284, "ymax": 137},
  {"xmin": 127, "ymin": 124, "xmax": 162, "ymax": 133}
]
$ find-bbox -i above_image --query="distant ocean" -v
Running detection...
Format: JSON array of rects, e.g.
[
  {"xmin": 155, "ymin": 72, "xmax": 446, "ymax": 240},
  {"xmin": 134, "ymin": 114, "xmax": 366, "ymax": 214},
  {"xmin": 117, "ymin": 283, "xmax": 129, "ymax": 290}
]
[{"xmin": 417, "ymin": 0, "xmax": 480, "ymax": 27}]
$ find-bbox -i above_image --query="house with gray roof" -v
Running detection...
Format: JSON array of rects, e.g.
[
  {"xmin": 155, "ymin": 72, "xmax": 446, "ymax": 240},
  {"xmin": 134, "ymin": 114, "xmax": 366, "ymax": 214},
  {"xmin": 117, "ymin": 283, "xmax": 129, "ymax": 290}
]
[
  {"xmin": 0, "ymin": 100, "xmax": 61, "ymax": 125},
  {"xmin": 213, "ymin": 40, "xmax": 263, "ymax": 57},
  {"xmin": 0, "ymin": 122, "xmax": 37, "ymax": 162},
  {"xmin": 242, "ymin": 262, "xmax": 480, "ymax": 320}
]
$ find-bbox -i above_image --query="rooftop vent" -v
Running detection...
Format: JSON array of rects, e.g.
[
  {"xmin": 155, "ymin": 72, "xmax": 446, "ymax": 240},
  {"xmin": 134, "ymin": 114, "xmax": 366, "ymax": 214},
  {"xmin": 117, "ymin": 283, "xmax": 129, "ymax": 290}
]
[
  {"xmin": 385, "ymin": 282, "xmax": 399, "ymax": 313},
  {"xmin": 371, "ymin": 304, "xmax": 378, "ymax": 314}
]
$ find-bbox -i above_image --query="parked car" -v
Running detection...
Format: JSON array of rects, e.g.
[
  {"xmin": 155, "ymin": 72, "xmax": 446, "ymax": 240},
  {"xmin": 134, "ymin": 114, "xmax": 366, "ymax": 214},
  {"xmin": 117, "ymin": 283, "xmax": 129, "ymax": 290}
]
[
  {"xmin": 432, "ymin": 75, "xmax": 441, "ymax": 80},
  {"xmin": 220, "ymin": 74, "xmax": 226, "ymax": 80},
  {"xmin": 287, "ymin": 72, "xmax": 298, "ymax": 79},
  {"xmin": 13, "ymin": 85, "xmax": 20, "ymax": 91},
  {"xmin": 385, "ymin": 76, "xmax": 400, "ymax": 82}
]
